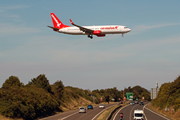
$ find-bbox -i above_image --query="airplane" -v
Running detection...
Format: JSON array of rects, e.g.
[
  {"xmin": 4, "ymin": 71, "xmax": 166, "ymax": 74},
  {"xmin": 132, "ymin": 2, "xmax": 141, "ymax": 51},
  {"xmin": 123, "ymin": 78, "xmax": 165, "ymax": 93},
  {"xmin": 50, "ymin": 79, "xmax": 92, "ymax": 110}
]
[{"xmin": 48, "ymin": 13, "xmax": 131, "ymax": 39}]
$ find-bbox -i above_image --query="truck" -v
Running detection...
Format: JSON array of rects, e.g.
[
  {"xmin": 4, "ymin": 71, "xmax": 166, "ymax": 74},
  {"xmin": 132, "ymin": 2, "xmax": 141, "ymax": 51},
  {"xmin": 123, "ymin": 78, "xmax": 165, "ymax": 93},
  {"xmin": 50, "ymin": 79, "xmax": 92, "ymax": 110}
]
[{"xmin": 133, "ymin": 109, "xmax": 144, "ymax": 120}]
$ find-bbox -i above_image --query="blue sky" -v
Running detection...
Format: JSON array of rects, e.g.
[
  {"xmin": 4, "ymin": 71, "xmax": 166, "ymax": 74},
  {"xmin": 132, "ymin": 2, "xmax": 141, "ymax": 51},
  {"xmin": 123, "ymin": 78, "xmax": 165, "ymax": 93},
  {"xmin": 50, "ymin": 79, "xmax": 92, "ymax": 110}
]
[{"xmin": 0, "ymin": 0, "xmax": 180, "ymax": 90}]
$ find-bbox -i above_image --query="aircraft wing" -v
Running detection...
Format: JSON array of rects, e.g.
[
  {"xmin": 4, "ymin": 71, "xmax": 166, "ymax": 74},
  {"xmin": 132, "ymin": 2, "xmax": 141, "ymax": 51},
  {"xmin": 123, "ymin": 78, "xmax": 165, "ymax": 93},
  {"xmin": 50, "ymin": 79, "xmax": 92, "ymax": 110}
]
[
  {"xmin": 47, "ymin": 26, "xmax": 59, "ymax": 31},
  {"xmin": 69, "ymin": 19, "xmax": 93, "ymax": 34}
]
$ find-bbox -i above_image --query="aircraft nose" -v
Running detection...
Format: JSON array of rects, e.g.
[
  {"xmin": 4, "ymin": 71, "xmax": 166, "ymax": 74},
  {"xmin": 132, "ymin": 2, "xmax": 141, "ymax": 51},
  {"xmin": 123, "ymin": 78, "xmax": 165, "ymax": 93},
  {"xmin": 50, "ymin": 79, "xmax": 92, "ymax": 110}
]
[{"xmin": 128, "ymin": 28, "xmax": 131, "ymax": 32}]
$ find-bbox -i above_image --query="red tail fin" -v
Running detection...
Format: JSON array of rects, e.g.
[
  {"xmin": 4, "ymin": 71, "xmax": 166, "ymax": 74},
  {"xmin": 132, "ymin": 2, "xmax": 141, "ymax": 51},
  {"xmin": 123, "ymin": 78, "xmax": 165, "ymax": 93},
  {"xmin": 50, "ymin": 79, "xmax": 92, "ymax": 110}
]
[{"xmin": 50, "ymin": 13, "xmax": 70, "ymax": 29}]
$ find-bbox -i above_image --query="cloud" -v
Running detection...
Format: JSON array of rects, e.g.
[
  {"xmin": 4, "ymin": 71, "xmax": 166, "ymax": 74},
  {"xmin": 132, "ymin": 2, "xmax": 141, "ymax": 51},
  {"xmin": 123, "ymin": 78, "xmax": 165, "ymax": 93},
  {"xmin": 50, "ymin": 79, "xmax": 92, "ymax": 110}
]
[
  {"xmin": 0, "ymin": 23, "xmax": 40, "ymax": 36},
  {"xmin": 131, "ymin": 23, "xmax": 180, "ymax": 35},
  {"xmin": 0, "ymin": 5, "xmax": 29, "ymax": 12}
]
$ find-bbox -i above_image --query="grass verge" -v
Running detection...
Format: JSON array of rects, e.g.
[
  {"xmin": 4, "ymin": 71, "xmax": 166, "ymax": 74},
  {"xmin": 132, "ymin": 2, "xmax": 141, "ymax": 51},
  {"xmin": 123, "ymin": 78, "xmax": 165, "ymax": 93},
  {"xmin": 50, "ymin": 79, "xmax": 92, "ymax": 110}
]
[
  {"xmin": 0, "ymin": 115, "xmax": 23, "ymax": 120},
  {"xmin": 96, "ymin": 104, "xmax": 119, "ymax": 120}
]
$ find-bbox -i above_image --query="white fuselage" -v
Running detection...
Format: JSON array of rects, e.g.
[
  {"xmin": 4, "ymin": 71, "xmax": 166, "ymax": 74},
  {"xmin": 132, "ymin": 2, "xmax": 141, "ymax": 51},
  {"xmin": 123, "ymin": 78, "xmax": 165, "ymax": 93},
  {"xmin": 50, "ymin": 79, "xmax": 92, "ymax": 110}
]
[{"xmin": 58, "ymin": 25, "xmax": 131, "ymax": 35}]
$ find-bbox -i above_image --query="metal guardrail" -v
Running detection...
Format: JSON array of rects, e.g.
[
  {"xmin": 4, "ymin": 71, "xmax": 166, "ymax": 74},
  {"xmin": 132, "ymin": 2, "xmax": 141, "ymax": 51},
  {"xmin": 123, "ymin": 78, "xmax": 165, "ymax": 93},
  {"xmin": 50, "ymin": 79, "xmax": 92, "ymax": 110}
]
[{"xmin": 106, "ymin": 104, "xmax": 122, "ymax": 120}]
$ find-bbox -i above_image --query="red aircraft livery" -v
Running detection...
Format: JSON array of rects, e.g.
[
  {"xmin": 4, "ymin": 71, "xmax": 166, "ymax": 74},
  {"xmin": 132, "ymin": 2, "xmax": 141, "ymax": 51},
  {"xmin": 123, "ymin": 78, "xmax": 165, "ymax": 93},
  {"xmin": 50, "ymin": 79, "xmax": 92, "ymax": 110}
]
[{"xmin": 48, "ymin": 13, "xmax": 131, "ymax": 39}]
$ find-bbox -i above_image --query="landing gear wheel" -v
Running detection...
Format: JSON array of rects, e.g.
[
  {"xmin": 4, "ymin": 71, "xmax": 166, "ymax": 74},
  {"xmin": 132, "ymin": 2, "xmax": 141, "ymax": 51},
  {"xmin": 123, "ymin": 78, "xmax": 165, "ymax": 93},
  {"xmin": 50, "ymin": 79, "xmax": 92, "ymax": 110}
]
[{"xmin": 88, "ymin": 34, "xmax": 93, "ymax": 39}]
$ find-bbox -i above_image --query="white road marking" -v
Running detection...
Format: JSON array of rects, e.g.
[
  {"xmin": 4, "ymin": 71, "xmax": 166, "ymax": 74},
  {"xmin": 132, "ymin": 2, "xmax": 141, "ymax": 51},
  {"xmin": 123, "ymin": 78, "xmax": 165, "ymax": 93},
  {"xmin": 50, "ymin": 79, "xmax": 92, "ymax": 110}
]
[
  {"xmin": 144, "ymin": 104, "xmax": 171, "ymax": 120},
  {"xmin": 113, "ymin": 104, "xmax": 130, "ymax": 120},
  {"xmin": 40, "ymin": 110, "xmax": 77, "ymax": 120},
  {"xmin": 57, "ymin": 105, "xmax": 100, "ymax": 120},
  {"xmin": 58, "ymin": 112, "xmax": 79, "ymax": 120},
  {"xmin": 130, "ymin": 104, "xmax": 138, "ymax": 120},
  {"xmin": 91, "ymin": 104, "xmax": 116, "ymax": 120},
  {"xmin": 143, "ymin": 104, "xmax": 148, "ymax": 120}
]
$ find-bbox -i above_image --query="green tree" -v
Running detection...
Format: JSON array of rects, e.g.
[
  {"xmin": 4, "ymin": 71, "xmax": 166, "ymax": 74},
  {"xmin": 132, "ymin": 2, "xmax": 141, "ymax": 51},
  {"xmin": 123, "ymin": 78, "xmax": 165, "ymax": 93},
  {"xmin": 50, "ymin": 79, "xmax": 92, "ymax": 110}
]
[
  {"xmin": 52, "ymin": 80, "xmax": 64, "ymax": 99},
  {"xmin": 2, "ymin": 76, "xmax": 23, "ymax": 89},
  {"xmin": 105, "ymin": 95, "xmax": 110, "ymax": 103},
  {"xmin": 151, "ymin": 76, "xmax": 180, "ymax": 110},
  {"xmin": 28, "ymin": 74, "xmax": 52, "ymax": 93},
  {"xmin": 174, "ymin": 98, "xmax": 180, "ymax": 111},
  {"xmin": 141, "ymin": 92, "xmax": 150, "ymax": 101}
]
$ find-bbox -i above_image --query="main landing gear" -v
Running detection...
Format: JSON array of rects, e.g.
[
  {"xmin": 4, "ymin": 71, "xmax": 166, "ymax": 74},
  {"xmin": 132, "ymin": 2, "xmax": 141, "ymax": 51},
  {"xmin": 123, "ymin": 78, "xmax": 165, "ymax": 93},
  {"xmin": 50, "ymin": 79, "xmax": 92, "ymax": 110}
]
[{"xmin": 88, "ymin": 34, "xmax": 93, "ymax": 39}]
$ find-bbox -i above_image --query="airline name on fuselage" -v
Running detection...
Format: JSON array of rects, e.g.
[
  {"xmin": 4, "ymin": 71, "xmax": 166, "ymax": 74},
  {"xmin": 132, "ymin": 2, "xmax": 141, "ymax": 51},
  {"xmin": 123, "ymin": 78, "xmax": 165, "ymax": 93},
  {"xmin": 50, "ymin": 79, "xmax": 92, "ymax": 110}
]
[{"xmin": 100, "ymin": 26, "xmax": 119, "ymax": 30}]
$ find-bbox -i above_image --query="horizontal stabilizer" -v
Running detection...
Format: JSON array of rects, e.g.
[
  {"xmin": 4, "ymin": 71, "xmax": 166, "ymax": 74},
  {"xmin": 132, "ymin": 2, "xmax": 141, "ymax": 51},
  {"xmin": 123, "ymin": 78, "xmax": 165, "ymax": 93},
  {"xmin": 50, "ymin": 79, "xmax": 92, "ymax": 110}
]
[{"xmin": 47, "ymin": 26, "xmax": 59, "ymax": 31}]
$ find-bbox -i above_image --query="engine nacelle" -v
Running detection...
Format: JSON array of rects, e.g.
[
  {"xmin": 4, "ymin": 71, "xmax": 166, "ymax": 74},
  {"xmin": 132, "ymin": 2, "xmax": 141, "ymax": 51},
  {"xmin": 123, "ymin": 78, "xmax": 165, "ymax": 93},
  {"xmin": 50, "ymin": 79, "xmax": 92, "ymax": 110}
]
[
  {"xmin": 93, "ymin": 30, "xmax": 102, "ymax": 35},
  {"xmin": 96, "ymin": 34, "xmax": 106, "ymax": 37}
]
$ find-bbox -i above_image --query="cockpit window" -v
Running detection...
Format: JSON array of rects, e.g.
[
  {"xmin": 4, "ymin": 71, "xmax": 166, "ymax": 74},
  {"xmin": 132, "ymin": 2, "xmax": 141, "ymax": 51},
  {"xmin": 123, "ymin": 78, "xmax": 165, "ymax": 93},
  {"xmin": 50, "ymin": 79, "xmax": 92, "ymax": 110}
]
[{"xmin": 124, "ymin": 27, "xmax": 127, "ymax": 29}]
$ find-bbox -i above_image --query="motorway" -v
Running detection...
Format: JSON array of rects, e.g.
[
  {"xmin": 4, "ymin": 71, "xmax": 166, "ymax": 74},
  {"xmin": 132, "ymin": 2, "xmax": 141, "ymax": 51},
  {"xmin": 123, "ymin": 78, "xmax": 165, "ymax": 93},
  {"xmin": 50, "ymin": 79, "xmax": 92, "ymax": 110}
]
[
  {"xmin": 113, "ymin": 103, "xmax": 171, "ymax": 120},
  {"xmin": 40, "ymin": 103, "xmax": 116, "ymax": 120}
]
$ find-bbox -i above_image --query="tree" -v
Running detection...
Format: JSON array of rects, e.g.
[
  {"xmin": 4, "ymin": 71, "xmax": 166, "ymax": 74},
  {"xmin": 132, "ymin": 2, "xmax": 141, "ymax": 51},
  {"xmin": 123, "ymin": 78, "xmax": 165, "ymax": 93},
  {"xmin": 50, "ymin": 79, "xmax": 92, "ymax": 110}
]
[
  {"xmin": 52, "ymin": 80, "xmax": 64, "ymax": 99},
  {"xmin": 28, "ymin": 74, "xmax": 52, "ymax": 93},
  {"xmin": 2, "ymin": 76, "xmax": 23, "ymax": 89},
  {"xmin": 141, "ymin": 92, "xmax": 150, "ymax": 101},
  {"xmin": 105, "ymin": 95, "xmax": 110, "ymax": 104}
]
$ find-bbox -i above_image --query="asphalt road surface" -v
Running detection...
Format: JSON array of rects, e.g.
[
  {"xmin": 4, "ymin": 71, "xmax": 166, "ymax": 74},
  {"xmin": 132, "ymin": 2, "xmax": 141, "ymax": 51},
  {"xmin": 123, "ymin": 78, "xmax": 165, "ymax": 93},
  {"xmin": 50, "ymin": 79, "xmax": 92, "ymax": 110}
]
[
  {"xmin": 40, "ymin": 103, "xmax": 116, "ymax": 120},
  {"xmin": 113, "ymin": 103, "xmax": 171, "ymax": 120}
]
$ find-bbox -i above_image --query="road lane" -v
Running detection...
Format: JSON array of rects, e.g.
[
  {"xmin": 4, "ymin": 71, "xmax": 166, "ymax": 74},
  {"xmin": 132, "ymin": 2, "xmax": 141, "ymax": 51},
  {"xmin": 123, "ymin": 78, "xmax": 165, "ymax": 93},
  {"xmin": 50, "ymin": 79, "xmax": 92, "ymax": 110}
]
[
  {"xmin": 61, "ymin": 103, "xmax": 116, "ymax": 120},
  {"xmin": 113, "ymin": 104, "xmax": 135, "ymax": 120},
  {"xmin": 40, "ymin": 103, "xmax": 116, "ymax": 120},
  {"xmin": 113, "ymin": 103, "xmax": 171, "ymax": 120},
  {"xmin": 144, "ymin": 105, "xmax": 171, "ymax": 120},
  {"xmin": 40, "ymin": 109, "xmax": 79, "ymax": 120}
]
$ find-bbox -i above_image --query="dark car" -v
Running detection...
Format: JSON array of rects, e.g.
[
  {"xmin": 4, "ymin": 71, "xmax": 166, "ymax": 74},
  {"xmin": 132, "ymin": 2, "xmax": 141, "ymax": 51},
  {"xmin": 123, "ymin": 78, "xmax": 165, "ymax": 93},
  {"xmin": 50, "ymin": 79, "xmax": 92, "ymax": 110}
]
[
  {"xmin": 87, "ymin": 105, "xmax": 93, "ymax": 109},
  {"xmin": 139, "ymin": 101, "xmax": 144, "ymax": 105}
]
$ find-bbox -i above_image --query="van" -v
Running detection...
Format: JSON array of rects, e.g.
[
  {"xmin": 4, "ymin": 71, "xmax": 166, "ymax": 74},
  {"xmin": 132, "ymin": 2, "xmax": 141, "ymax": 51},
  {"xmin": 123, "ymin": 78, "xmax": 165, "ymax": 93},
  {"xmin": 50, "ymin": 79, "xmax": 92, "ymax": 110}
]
[{"xmin": 133, "ymin": 109, "xmax": 144, "ymax": 120}]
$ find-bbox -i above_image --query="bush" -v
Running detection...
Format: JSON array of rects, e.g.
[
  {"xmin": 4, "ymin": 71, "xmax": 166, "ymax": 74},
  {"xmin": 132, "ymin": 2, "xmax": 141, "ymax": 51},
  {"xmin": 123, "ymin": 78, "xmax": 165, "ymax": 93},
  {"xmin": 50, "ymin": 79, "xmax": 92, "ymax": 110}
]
[
  {"xmin": 0, "ymin": 85, "xmax": 59, "ymax": 119},
  {"xmin": 151, "ymin": 76, "xmax": 180, "ymax": 111},
  {"xmin": 2, "ymin": 76, "xmax": 23, "ymax": 89},
  {"xmin": 28, "ymin": 74, "xmax": 52, "ymax": 93}
]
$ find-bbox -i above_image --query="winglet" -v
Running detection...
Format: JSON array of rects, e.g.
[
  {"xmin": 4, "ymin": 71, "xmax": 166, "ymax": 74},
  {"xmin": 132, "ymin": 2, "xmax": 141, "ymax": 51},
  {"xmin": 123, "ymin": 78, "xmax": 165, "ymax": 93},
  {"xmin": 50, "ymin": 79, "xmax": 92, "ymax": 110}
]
[{"xmin": 69, "ymin": 19, "xmax": 74, "ymax": 25}]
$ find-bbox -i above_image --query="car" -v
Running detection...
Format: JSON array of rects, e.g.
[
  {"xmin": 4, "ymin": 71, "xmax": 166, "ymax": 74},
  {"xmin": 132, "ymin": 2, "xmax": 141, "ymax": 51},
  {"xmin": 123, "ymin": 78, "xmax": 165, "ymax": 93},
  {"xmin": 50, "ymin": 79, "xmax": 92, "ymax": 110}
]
[
  {"xmin": 139, "ymin": 101, "xmax": 144, "ymax": 105},
  {"xmin": 130, "ymin": 102, "xmax": 134, "ymax": 105},
  {"xmin": 99, "ymin": 104, "xmax": 105, "ymax": 109},
  {"xmin": 134, "ymin": 100, "xmax": 139, "ymax": 104},
  {"xmin": 79, "ymin": 107, "xmax": 86, "ymax": 113},
  {"xmin": 87, "ymin": 105, "xmax": 93, "ymax": 109}
]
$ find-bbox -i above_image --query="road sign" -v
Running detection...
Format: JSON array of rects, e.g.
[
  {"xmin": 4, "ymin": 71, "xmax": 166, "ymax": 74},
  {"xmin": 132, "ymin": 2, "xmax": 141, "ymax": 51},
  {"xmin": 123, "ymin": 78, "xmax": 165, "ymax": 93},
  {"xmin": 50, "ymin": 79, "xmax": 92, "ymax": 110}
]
[
  {"xmin": 126, "ymin": 92, "xmax": 133, "ymax": 101},
  {"xmin": 100, "ymin": 97, "xmax": 103, "ymax": 101}
]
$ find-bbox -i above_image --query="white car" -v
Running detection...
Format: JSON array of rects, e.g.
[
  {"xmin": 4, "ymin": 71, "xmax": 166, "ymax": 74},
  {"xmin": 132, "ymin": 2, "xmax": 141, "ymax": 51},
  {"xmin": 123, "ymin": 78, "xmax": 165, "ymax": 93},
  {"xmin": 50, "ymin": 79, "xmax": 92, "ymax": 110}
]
[
  {"xmin": 79, "ymin": 107, "xmax": 86, "ymax": 113},
  {"xmin": 130, "ymin": 102, "xmax": 134, "ymax": 105},
  {"xmin": 99, "ymin": 104, "xmax": 105, "ymax": 109}
]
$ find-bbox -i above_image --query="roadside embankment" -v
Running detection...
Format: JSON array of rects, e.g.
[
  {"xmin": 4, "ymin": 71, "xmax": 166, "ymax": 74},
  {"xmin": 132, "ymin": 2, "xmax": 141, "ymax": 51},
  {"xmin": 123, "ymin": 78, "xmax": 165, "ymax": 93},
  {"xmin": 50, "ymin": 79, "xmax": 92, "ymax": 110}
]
[{"xmin": 147, "ymin": 103, "xmax": 180, "ymax": 120}]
